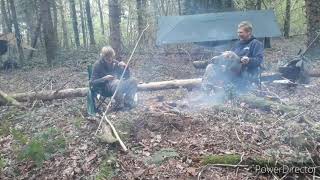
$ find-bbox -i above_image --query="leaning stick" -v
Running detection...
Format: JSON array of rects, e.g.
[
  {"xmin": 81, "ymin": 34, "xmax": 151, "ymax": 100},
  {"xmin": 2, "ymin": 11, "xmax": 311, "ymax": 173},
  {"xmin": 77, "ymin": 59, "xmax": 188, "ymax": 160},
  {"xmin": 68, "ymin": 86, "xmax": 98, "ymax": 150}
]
[{"xmin": 94, "ymin": 24, "xmax": 150, "ymax": 151}]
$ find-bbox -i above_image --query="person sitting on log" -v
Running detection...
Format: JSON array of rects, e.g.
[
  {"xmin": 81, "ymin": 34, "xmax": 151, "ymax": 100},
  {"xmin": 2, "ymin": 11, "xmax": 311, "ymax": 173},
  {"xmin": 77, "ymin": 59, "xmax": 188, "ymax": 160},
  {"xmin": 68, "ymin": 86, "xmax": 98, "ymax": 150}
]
[
  {"xmin": 202, "ymin": 21, "xmax": 264, "ymax": 92},
  {"xmin": 90, "ymin": 46, "xmax": 137, "ymax": 110}
]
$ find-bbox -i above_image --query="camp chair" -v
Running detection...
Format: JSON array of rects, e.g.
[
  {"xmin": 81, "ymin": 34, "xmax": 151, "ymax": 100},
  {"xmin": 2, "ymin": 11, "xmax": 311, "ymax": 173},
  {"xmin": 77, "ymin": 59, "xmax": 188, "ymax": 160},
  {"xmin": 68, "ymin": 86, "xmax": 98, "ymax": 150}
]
[{"xmin": 86, "ymin": 64, "xmax": 111, "ymax": 116}]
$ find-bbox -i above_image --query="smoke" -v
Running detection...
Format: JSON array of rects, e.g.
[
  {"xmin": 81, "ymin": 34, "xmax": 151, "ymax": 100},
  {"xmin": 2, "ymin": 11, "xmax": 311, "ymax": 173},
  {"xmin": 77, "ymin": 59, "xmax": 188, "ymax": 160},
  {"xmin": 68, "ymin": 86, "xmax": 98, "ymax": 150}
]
[{"xmin": 178, "ymin": 51, "xmax": 256, "ymax": 112}]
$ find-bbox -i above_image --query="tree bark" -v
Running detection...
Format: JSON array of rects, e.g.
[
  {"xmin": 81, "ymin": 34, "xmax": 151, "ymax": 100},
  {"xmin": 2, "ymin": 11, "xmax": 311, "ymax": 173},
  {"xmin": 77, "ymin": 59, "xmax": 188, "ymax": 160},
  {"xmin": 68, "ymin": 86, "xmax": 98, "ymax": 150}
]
[
  {"xmin": 1, "ymin": 0, "xmax": 11, "ymax": 32},
  {"xmin": 85, "ymin": 0, "xmax": 95, "ymax": 45},
  {"xmin": 9, "ymin": 79, "xmax": 202, "ymax": 102},
  {"xmin": 69, "ymin": 0, "xmax": 80, "ymax": 48},
  {"xmin": 5, "ymin": 73, "xmax": 320, "ymax": 103},
  {"xmin": 256, "ymin": 0, "xmax": 262, "ymax": 10},
  {"xmin": 79, "ymin": 0, "xmax": 87, "ymax": 47},
  {"xmin": 6, "ymin": 0, "xmax": 12, "ymax": 31},
  {"xmin": 245, "ymin": 0, "xmax": 256, "ymax": 10},
  {"xmin": 183, "ymin": 0, "xmax": 234, "ymax": 15},
  {"xmin": 8, "ymin": 0, "xmax": 24, "ymax": 63},
  {"xmin": 305, "ymin": 0, "xmax": 320, "ymax": 54},
  {"xmin": 283, "ymin": 0, "xmax": 291, "ymax": 38},
  {"xmin": 177, "ymin": 0, "xmax": 181, "ymax": 15},
  {"xmin": 51, "ymin": 0, "xmax": 59, "ymax": 46},
  {"xmin": 40, "ymin": 0, "xmax": 57, "ymax": 65},
  {"xmin": 97, "ymin": 0, "xmax": 105, "ymax": 35},
  {"xmin": 28, "ymin": 16, "xmax": 41, "ymax": 59},
  {"xmin": 58, "ymin": 0, "xmax": 69, "ymax": 49},
  {"xmin": 108, "ymin": 0, "xmax": 122, "ymax": 60},
  {"xmin": 0, "ymin": 89, "xmax": 21, "ymax": 106},
  {"xmin": 136, "ymin": 0, "xmax": 147, "ymax": 41}
]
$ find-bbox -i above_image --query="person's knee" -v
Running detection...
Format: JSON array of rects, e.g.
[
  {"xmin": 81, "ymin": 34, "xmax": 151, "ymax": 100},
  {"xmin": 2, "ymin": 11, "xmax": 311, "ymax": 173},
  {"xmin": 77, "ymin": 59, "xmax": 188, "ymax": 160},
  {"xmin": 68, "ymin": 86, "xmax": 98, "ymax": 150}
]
[
  {"xmin": 126, "ymin": 78, "xmax": 138, "ymax": 88},
  {"xmin": 206, "ymin": 64, "xmax": 214, "ymax": 72}
]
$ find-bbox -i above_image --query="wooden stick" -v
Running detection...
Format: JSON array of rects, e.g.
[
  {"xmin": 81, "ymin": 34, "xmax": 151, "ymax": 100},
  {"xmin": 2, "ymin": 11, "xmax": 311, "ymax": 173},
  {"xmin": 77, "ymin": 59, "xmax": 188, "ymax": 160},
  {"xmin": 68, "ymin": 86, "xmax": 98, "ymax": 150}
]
[
  {"xmin": 95, "ymin": 24, "xmax": 150, "ymax": 151},
  {"xmin": 103, "ymin": 115, "xmax": 127, "ymax": 151}
]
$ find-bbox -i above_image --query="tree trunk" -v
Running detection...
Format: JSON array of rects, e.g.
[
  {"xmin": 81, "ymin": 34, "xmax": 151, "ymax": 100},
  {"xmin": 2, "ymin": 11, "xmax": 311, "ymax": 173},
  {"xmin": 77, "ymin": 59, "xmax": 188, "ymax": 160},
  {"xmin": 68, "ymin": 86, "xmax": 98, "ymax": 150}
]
[
  {"xmin": 8, "ymin": 0, "xmax": 24, "ymax": 63},
  {"xmin": 23, "ymin": 6, "xmax": 34, "ymax": 45},
  {"xmin": 245, "ymin": 0, "xmax": 256, "ymax": 10},
  {"xmin": 85, "ymin": 0, "xmax": 95, "ymax": 45},
  {"xmin": 283, "ymin": 0, "xmax": 291, "ymax": 38},
  {"xmin": 51, "ymin": 0, "xmax": 59, "ymax": 46},
  {"xmin": 40, "ymin": 0, "xmax": 57, "ymax": 65},
  {"xmin": 0, "ymin": 89, "xmax": 21, "ymax": 106},
  {"xmin": 69, "ymin": 0, "xmax": 80, "ymax": 48},
  {"xmin": 58, "ymin": 0, "xmax": 69, "ymax": 49},
  {"xmin": 177, "ymin": 0, "xmax": 181, "ymax": 15},
  {"xmin": 97, "ymin": 0, "xmax": 105, "ymax": 35},
  {"xmin": 9, "ymin": 79, "xmax": 203, "ymax": 102},
  {"xmin": 305, "ymin": 0, "xmax": 320, "ymax": 54},
  {"xmin": 6, "ymin": 74, "xmax": 320, "ymax": 103},
  {"xmin": 183, "ymin": 0, "xmax": 234, "ymax": 15},
  {"xmin": 6, "ymin": 0, "xmax": 12, "ymax": 30},
  {"xmin": 256, "ymin": 0, "xmax": 262, "ymax": 10},
  {"xmin": 1, "ymin": 0, "xmax": 11, "ymax": 32},
  {"xmin": 79, "ymin": 0, "xmax": 87, "ymax": 47},
  {"xmin": 136, "ymin": 0, "xmax": 147, "ymax": 42},
  {"xmin": 28, "ymin": 17, "xmax": 41, "ymax": 59},
  {"xmin": 108, "ymin": 0, "xmax": 122, "ymax": 60}
]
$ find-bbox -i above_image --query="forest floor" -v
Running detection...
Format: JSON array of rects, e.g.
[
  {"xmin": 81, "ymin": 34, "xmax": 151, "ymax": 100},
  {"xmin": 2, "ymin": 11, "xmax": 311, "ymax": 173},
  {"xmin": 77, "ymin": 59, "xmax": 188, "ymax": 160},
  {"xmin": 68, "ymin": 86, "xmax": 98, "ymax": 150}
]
[{"xmin": 1, "ymin": 36, "xmax": 320, "ymax": 179}]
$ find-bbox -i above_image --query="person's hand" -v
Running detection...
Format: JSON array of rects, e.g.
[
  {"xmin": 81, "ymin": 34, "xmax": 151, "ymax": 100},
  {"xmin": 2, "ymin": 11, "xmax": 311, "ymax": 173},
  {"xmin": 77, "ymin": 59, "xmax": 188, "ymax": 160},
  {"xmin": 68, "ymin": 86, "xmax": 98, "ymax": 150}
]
[
  {"xmin": 118, "ymin": 61, "xmax": 127, "ymax": 68},
  {"xmin": 240, "ymin": 56, "xmax": 250, "ymax": 64},
  {"xmin": 103, "ymin": 75, "xmax": 115, "ymax": 81},
  {"xmin": 222, "ymin": 51, "xmax": 234, "ymax": 59}
]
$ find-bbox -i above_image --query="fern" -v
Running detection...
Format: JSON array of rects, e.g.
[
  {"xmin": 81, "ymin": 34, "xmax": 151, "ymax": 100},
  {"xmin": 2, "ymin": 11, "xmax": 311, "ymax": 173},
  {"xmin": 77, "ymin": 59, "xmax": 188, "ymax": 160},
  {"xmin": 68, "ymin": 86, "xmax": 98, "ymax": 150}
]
[{"xmin": 17, "ymin": 128, "xmax": 66, "ymax": 167}]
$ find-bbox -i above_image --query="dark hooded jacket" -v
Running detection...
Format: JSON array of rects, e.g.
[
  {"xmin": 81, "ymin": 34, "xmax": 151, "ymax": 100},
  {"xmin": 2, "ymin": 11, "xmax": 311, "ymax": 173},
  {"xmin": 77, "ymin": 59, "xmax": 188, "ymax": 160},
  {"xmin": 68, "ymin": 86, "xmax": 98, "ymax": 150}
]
[
  {"xmin": 231, "ymin": 36, "xmax": 264, "ymax": 73},
  {"xmin": 90, "ymin": 57, "xmax": 130, "ymax": 92}
]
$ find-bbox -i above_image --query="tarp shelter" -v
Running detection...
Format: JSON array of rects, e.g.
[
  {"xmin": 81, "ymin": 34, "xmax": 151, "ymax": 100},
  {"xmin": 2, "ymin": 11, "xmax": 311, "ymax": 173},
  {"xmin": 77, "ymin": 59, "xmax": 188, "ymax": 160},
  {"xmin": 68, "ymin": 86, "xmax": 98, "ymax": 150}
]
[{"xmin": 156, "ymin": 10, "xmax": 281, "ymax": 45}]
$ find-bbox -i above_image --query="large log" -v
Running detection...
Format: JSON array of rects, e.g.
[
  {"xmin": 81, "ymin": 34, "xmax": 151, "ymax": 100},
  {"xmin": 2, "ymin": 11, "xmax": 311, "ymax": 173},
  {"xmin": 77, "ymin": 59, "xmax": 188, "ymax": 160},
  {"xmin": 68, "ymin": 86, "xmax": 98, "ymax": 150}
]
[
  {"xmin": 0, "ymin": 90, "xmax": 21, "ymax": 106},
  {"xmin": 193, "ymin": 60, "xmax": 320, "ymax": 79},
  {"xmin": 138, "ymin": 78, "xmax": 202, "ymax": 91},
  {"xmin": 10, "ymin": 79, "xmax": 203, "ymax": 102},
  {"xmin": 11, "ymin": 88, "xmax": 89, "ymax": 102}
]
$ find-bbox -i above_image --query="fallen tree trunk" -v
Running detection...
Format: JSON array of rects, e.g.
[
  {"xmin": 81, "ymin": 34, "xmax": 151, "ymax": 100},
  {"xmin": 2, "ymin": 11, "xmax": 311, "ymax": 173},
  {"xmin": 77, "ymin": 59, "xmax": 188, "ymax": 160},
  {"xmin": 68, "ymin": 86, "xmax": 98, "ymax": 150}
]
[
  {"xmin": 193, "ymin": 60, "xmax": 320, "ymax": 79},
  {"xmin": 5, "ymin": 76, "xmax": 317, "ymax": 105},
  {"xmin": 309, "ymin": 70, "xmax": 320, "ymax": 77},
  {"xmin": 10, "ymin": 79, "xmax": 203, "ymax": 102},
  {"xmin": 11, "ymin": 88, "xmax": 89, "ymax": 102},
  {"xmin": 138, "ymin": 78, "xmax": 202, "ymax": 91},
  {"xmin": 0, "ymin": 89, "xmax": 21, "ymax": 106}
]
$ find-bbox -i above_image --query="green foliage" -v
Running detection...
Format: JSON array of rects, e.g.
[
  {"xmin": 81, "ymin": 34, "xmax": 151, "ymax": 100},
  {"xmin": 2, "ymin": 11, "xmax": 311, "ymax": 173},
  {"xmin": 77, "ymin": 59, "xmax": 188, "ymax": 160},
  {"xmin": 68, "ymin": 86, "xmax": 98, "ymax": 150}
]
[
  {"xmin": 20, "ymin": 140, "xmax": 46, "ymax": 167},
  {"xmin": 202, "ymin": 154, "xmax": 241, "ymax": 165},
  {"xmin": 96, "ymin": 155, "xmax": 117, "ymax": 180},
  {"xmin": 96, "ymin": 162, "xmax": 114, "ymax": 180},
  {"xmin": 11, "ymin": 128, "xmax": 28, "ymax": 145},
  {"xmin": 0, "ymin": 120, "xmax": 11, "ymax": 137},
  {"xmin": 0, "ymin": 155, "xmax": 5, "ymax": 171},
  {"xmin": 17, "ymin": 128, "xmax": 66, "ymax": 167},
  {"xmin": 145, "ymin": 148, "xmax": 179, "ymax": 165},
  {"xmin": 73, "ymin": 116, "xmax": 85, "ymax": 129},
  {"xmin": 234, "ymin": 0, "xmax": 307, "ymax": 36}
]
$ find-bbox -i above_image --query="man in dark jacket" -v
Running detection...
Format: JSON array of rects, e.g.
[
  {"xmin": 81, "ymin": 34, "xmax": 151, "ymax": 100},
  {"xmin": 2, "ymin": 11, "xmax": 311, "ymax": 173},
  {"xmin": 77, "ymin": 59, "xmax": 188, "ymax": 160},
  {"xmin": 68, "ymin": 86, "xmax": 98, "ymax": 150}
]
[
  {"xmin": 230, "ymin": 21, "xmax": 264, "ymax": 75},
  {"xmin": 90, "ymin": 46, "xmax": 137, "ymax": 109},
  {"xmin": 202, "ymin": 21, "xmax": 264, "ymax": 92}
]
